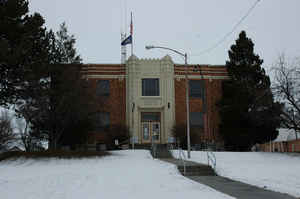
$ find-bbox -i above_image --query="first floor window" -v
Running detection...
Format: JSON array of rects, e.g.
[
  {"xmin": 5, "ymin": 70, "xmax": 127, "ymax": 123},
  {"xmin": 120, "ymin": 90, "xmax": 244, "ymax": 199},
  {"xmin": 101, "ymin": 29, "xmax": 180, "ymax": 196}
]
[
  {"xmin": 95, "ymin": 112, "xmax": 110, "ymax": 130},
  {"xmin": 190, "ymin": 112, "xmax": 204, "ymax": 128}
]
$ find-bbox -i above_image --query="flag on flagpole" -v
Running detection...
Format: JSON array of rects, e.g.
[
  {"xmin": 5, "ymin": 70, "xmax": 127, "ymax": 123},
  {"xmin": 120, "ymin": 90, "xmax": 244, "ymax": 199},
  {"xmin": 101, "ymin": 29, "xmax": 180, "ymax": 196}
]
[
  {"xmin": 121, "ymin": 35, "xmax": 132, "ymax": 46},
  {"xmin": 130, "ymin": 12, "xmax": 133, "ymax": 55},
  {"xmin": 120, "ymin": 12, "xmax": 133, "ymax": 54}
]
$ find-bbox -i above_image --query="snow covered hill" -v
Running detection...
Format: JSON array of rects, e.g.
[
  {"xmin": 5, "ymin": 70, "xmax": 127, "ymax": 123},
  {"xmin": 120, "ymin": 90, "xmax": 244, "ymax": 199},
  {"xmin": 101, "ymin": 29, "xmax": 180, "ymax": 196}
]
[
  {"xmin": 173, "ymin": 151, "xmax": 300, "ymax": 198},
  {"xmin": 0, "ymin": 150, "xmax": 233, "ymax": 199}
]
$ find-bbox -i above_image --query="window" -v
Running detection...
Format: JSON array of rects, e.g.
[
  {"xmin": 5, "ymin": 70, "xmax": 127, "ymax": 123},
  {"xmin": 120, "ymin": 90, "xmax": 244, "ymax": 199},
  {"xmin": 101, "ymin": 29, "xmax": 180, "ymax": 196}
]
[
  {"xmin": 141, "ymin": 112, "xmax": 160, "ymax": 122},
  {"xmin": 95, "ymin": 112, "xmax": 110, "ymax": 130},
  {"xmin": 142, "ymin": 78, "xmax": 159, "ymax": 96},
  {"xmin": 189, "ymin": 80, "xmax": 205, "ymax": 98},
  {"xmin": 190, "ymin": 112, "xmax": 204, "ymax": 128},
  {"xmin": 96, "ymin": 80, "xmax": 110, "ymax": 96}
]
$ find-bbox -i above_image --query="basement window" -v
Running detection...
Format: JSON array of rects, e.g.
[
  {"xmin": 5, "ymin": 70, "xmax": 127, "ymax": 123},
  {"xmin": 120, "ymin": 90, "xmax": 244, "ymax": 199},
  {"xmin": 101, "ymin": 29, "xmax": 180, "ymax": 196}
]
[
  {"xmin": 95, "ymin": 112, "xmax": 110, "ymax": 130},
  {"xmin": 190, "ymin": 112, "xmax": 204, "ymax": 128}
]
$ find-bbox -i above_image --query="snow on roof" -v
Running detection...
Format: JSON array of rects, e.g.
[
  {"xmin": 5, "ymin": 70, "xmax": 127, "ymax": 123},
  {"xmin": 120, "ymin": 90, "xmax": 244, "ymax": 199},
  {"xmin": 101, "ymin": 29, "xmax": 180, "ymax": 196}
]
[
  {"xmin": 273, "ymin": 128, "xmax": 300, "ymax": 142},
  {"xmin": 7, "ymin": 142, "xmax": 25, "ymax": 151},
  {"xmin": 8, "ymin": 146, "xmax": 23, "ymax": 152},
  {"xmin": 287, "ymin": 131, "xmax": 300, "ymax": 141}
]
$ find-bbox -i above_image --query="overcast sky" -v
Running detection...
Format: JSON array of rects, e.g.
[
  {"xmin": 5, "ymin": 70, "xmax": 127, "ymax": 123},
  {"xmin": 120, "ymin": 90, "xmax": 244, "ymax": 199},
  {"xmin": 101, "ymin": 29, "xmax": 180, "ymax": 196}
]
[{"xmin": 29, "ymin": 0, "xmax": 300, "ymax": 71}]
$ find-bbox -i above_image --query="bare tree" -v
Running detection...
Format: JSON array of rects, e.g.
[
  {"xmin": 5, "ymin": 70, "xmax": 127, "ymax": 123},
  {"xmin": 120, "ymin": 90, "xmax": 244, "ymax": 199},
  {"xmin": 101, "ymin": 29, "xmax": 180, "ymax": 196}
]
[
  {"xmin": 0, "ymin": 110, "xmax": 15, "ymax": 151},
  {"xmin": 273, "ymin": 55, "xmax": 300, "ymax": 139}
]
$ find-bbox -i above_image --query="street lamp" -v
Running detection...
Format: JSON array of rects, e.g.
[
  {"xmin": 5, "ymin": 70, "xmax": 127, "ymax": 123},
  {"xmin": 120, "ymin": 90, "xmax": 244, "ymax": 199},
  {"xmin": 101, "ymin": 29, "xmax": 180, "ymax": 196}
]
[{"xmin": 145, "ymin": 45, "xmax": 191, "ymax": 159}]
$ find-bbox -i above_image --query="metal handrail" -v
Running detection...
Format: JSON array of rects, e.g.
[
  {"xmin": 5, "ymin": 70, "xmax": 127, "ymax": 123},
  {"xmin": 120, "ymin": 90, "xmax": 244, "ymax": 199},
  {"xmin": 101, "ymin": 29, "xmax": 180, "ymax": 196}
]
[
  {"xmin": 168, "ymin": 143, "xmax": 186, "ymax": 175},
  {"xmin": 178, "ymin": 148, "xmax": 186, "ymax": 175},
  {"xmin": 151, "ymin": 143, "xmax": 157, "ymax": 158},
  {"xmin": 207, "ymin": 151, "xmax": 216, "ymax": 172},
  {"xmin": 167, "ymin": 143, "xmax": 174, "ymax": 151}
]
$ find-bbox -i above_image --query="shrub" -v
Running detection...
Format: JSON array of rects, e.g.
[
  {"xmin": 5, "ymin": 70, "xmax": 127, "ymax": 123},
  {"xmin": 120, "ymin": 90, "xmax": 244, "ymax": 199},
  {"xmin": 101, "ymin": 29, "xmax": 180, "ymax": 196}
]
[
  {"xmin": 0, "ymin": 150, "xmax": 110, "ymax": 161},
  {"xmin": 171, "ymin": 123, "xmax": 202, "ymax": 149},
  {"xmin": 106, "ymin": 124, "xmax": 130, "ymax": 150}
]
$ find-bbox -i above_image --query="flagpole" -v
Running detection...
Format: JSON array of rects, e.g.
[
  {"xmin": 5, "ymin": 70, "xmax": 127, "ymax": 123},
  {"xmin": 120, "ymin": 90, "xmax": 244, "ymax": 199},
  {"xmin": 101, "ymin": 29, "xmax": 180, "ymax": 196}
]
[{"xmin": 131, "ymin": 12, "xmax": 133, "ymax": 56}]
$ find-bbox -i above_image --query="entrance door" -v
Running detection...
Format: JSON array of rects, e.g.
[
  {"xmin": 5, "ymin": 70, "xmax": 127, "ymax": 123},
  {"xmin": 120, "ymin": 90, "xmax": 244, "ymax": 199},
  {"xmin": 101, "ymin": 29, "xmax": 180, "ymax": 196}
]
[
  {"xmin": 141, "ymin": 112, "xmax": 161, "ymax": 143},
  {"xmin": 141, "ymin": 122, "xmax": 160, "ymax": 143}
]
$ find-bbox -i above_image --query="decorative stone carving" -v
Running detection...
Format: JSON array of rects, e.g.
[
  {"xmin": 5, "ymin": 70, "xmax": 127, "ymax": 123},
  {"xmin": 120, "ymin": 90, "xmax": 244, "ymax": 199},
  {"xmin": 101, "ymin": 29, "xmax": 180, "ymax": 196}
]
[{"xmin": 142, "ymin": 98, "xmax": 162, "ymax": 106}]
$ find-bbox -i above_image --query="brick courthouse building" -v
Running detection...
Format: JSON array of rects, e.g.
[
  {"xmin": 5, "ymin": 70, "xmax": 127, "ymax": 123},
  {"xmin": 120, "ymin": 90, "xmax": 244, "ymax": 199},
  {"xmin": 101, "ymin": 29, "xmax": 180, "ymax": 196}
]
[{"xmin": 81, "ymin": 55, "xmax": 228, "ymax": 149}]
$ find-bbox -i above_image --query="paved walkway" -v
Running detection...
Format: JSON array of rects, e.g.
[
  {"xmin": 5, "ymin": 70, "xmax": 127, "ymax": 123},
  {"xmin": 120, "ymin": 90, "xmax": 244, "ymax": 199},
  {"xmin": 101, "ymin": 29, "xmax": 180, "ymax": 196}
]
[{"xmin": 160, "ymin": 158, "xmax": 297, "ymax": 199}]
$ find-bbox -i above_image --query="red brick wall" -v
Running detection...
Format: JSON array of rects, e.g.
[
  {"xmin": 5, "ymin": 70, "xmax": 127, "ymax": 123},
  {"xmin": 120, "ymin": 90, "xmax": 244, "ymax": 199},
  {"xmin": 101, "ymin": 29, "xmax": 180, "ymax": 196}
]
[
  {"xmin": 206, "ymin": 79, "xmax": 223, "ymax": 142},
  {"xmin": 87, "ymin": 78, "xmax": 126, "ymax": 144},
  {"xmin": 174, "ymin": 78, "xmax": 188, "ymax": 125},
  {"xmin": 259, "ymin": 140, "xmax": 300, "ymax": 152},
  {"xmin": 174, "ymin": 78, "xmax": 224, "ymax": 143},
  {"xmin": 287, "ymin": 139, "xmax": 300, "ymax": 152},
  {"xmin": 259, "ymin": 142, "xmax": 288, "ymax": 152}
]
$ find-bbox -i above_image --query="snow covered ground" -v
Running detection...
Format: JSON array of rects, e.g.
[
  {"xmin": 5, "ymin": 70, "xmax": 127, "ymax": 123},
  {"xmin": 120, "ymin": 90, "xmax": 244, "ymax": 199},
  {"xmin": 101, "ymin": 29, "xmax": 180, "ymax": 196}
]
[
  {"xmin": 173, "ymin": 151, "xmax": 300, "ymax": 197},
  {"xmin": 0, "ymin": 150, "xmax": 234, "ymax": 199}
]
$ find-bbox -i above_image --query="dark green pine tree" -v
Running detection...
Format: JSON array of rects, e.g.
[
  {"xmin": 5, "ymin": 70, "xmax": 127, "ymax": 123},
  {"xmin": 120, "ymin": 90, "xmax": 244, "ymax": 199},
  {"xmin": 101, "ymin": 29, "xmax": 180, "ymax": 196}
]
[
  {"xmin": 219, "ymin": 31, "xmax": 281, "ymax": 151},
  {"xmin": 55, "ymin": 22, "xmax": 82, "ymax": 64},
  {"xmin": 0, "ymin": 0, "xmax": 50, "ymax": 106},
  {"xmin": 26, "ymin": 23, "xmax": 87, "ymax": 150}
]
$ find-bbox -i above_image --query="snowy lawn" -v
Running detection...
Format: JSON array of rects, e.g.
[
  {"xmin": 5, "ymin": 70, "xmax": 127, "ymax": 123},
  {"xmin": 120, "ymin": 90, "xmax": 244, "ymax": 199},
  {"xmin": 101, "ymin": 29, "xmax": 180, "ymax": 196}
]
[
  {"xmin": 0, "ymin": 150, "xmax": 234, "ymax": 199},
  {"xmin": 173, "ymin": 151, "xmax": 300, "ymax": 197}
]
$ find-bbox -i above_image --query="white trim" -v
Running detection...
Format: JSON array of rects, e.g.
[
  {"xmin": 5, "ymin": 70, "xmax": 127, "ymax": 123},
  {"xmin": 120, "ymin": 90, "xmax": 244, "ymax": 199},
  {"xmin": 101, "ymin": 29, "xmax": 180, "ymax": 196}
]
[
  {"xmin": 175, "ymin": 75, "xmax": 229, "ymax": 79},
  {"xmin": 83, "ymin": 70, "xmax": 125, "ymax": 73},
  {"xmin": 84, "ymin": 63, "xmax": 123, "ymax": 65},
  {"xmin": 175, "ymin": 70, "xmax": 227, "ymax": 74},
  {"xmin": 138, "ymin": 105, "xmax": 165, "ymax": 109},
  {"xmin": 85, "ymin": 74, "xmax": 228, "ymax": 79},
  {"xmin": 84, "ymin": 75, "xmax": 126, "ymax": 79}
]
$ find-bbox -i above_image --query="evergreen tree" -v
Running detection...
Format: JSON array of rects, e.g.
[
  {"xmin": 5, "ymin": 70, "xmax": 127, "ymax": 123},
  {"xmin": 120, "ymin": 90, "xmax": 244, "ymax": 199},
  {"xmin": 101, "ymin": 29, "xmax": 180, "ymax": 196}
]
[
  {"xmin": 219, "ymin": 31, "xmax": 281, "ymax": 151},
  {"xmin": 55, "ymin": 22, "xmax": 82, "ymax": 64},
  {"xmin": 1, "ymin": 1, "xmax": 88, "ymax": 150},
  {"xmin": 21, "ymin": 23, "xmax": 90, "ymax": 150},
  {"xmin": 0, "ymin": 0, "xmax": 50, "ymax": 106},
  {"xmin": 27, "ymin": 64, "xmax": 95, "ymax": 150}
]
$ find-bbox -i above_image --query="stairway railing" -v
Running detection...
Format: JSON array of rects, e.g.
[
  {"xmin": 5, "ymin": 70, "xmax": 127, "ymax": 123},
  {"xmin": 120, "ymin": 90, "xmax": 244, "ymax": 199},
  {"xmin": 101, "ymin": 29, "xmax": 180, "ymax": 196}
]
[
  {"xmin": 207, "ymin": 150, "xmax": 216, "ymax": 172},
  {"xmin": 178, "ymin": 148, "xmax": 186, "ymax": 175},
  {"xmin": 151, "ymin": 143, "xmax": 157, "ymax": 158},
  {"xmin": 167, "ymin": 143, "xmax": 186, "ymax": 175}
]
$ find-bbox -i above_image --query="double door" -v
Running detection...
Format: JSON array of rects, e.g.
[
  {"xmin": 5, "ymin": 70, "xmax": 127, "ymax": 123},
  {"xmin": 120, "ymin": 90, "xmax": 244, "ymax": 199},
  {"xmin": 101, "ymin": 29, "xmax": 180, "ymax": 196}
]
[
  {"xmin": 141, "ymin": 112, "xmax": 161, "ymax": 143},
  {"xmin": 141, "ymin": 122, "xmax": 160, "ymax": 143}
]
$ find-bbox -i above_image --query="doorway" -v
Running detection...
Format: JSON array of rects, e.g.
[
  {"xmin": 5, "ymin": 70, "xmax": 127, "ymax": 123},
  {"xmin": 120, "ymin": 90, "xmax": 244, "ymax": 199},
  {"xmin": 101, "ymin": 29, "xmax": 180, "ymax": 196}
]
[{"xmin": 141, "ymin": 112, "xmax": 161, "ymax": 143}]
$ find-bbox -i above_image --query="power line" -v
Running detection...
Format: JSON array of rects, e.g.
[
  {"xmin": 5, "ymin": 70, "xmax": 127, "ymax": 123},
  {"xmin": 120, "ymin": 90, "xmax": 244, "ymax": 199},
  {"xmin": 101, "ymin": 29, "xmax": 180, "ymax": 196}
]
[{"xmin": 191, "ymin": 0, "xmax": 261, "ymax": 56}]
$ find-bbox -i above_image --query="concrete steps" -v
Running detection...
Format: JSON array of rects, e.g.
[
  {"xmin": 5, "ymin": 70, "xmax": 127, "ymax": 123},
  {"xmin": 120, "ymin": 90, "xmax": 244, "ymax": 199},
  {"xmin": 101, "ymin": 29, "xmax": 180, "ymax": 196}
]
[
  {"xmin": 154, "ymin": 146, "xmax": 216, "ymax": 176},
  {"xmin": 178, "ymin": 165, "xmax": 216, "ymax": 176},
  {"xmin": 152, "ymin": 144, "xmax": 173, "ymax": 159},
  {"xmin": 160, "ymin": 158, "xmax": 216, "ymax": 176}
]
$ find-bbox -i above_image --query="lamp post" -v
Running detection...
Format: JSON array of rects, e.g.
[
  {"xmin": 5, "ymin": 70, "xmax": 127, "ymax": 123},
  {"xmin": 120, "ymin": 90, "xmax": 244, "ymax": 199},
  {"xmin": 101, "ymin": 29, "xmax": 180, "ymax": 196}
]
[{"xmin": 145, "ymin": 45, "xmax": 191, "ymax": 159}]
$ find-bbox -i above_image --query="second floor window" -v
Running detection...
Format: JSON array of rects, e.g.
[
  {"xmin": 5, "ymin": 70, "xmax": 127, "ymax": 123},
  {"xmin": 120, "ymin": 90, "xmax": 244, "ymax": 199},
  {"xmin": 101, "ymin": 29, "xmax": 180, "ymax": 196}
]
[
  {"xmin": 96, "ymin": 80, "xmax": 110, "ymax": 96},
  {"xmin": 142, "ymin": 78, "xmax": 159, "ymax": 96},
  {"xmin": 189, "ymin": 80, "xmax": 205, "ymax": 98}
]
